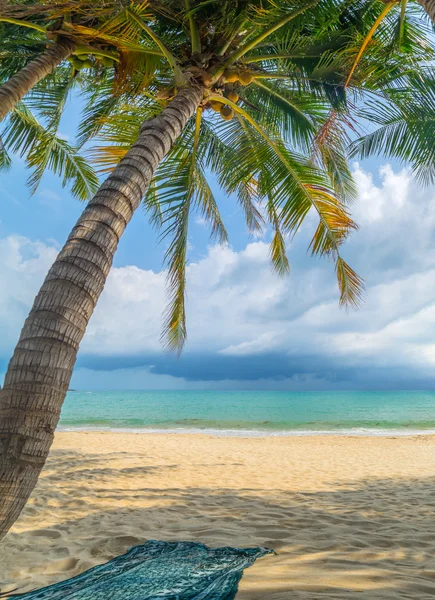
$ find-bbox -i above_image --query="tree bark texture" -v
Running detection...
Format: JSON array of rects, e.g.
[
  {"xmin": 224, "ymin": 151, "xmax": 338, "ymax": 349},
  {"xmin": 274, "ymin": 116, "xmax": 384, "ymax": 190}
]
[
  {"xmin": 0, "ymin": 37, "xmax": 76, "ymax": 123},
  {"xmin": 0, "ymin": 85, "xmax": 203, "ymax": 540}
]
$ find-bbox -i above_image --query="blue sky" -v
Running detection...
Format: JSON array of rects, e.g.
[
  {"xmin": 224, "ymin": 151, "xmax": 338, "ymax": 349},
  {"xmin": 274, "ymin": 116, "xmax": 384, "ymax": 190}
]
[{"xmin": 2, "ymin": 99, "xmax": 435, "ymax": 390}]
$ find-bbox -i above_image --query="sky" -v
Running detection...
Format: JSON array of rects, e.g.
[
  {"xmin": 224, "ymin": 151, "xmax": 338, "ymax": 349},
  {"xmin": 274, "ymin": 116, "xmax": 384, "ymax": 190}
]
[{"xmin": 2, "ymin": 100, "xmax": 435, "ymax": 390}]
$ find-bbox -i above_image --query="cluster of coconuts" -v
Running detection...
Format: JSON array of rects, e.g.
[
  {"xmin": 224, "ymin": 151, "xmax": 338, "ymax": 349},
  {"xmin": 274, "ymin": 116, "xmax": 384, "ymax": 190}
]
[
  {"xmin": 209, "ymin": 88, "xmax": 239, "ymax": 121},
  {"xmin": 208, "ymin": 68, "xmax": 253, "ymax": 121},
  {"xmin": 68, "ymin": 54, "xmax": 115, "ymax": 71},
  {"xmin": 223, "ymin": 68, "xmax": 253, "ymax": 86},
  {"xmin": 156, "ymin": 65, "xmax": 254, "ymax": 121}
]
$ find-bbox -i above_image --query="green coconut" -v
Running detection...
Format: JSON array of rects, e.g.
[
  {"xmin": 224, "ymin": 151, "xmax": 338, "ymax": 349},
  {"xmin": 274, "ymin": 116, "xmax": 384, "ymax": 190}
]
[
  {"xmin": 71, "ymin": 58, "xmax": 84, "ymax": 70},
  {"xmin": 82, "ymin": 59, "xmax": 94, "ymax": 69},
  {"xmin": 101, "ymin": 56, "xmax": 115, "ymax": 68}
]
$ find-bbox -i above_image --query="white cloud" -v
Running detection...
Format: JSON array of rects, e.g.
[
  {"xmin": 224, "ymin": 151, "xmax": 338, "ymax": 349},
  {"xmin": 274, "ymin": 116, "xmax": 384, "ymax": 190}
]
[
  {"xmin": 84, "ymin": 265, "xmax": 166, "ymax": 354},
  {"xmin": 3, "ymin": 164, "xmax": 435, "ymax": 385},
  {"xmin": 352, "ymin": 163, "xmax": 411, "ymax": 222},
  {"xmin": 0, "ymin": 235, "xmax": 58, "ymax": 353}
]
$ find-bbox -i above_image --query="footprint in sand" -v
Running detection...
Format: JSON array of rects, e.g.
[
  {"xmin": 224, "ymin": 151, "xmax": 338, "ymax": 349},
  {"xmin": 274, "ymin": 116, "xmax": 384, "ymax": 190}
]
[
  {"xmin": 44, "ymin": 557, "xmax": 80, "ymax": 574},
  {"xmin": 28, "ymin": 557, "xmax": 79, "ymax": 576},
  {"xmin": 105, "ymin": 536, "xmax": 143, "ymax": 555},
  {"xmin": 27, "ymin": 529, "xmax": 62, "ymax": 540},
  {"xmin": 23, "ymin": 507, "xmax": 38, "ymax": 516},
  {"xmin": 89, "ymin": 544, "xmax": 113, "ymax": 562}
]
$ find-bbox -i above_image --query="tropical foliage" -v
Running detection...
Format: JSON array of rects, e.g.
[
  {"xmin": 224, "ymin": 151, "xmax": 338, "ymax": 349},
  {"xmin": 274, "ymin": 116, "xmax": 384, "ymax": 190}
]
[
  {"xmin": 0, "ymin": 0, "xmax": 434, "ymax": 352},
  {"xmin": 330, "ymin": 1, "xmax": 435, "ymax": 183},
  {"xmin": 81, "ymin": 0, "xmax": 434, "ymax": 350},
  {"xmin": 0, "ymin": 0, "xmax": 167, "ymax": 198},
  {"xmin": 352, "ymin": 71, "xmax": 435, "ymax": 184}
]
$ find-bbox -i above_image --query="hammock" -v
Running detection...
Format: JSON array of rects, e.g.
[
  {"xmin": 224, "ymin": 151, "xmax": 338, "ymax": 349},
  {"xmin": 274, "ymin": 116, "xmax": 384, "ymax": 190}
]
[{"xmin": 11, "ymin": 540, "xmax": 273, "ymax": 600}]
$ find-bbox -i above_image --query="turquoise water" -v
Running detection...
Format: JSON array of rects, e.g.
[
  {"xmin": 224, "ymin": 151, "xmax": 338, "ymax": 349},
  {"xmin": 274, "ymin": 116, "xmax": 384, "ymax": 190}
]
[{"xmin": 59, "ymin": 390, "xmax": 435, "ymax": 436}]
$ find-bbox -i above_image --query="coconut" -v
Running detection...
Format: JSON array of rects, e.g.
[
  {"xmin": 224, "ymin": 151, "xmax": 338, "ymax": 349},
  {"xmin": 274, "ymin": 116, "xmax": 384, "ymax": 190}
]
[
  {"xmin": 102, "ymin": 56, "xmax": 115, "ymax": 68},
  {"xmin": 224, "ymin": 69, "xmax": 239, "ymax": 83},
  {"xmin": 238, "ymin": 71, "xmax": 253, "ymax": 86},
  {"xmin": 226, "ymin": 90, "xmax": 239, "ymax": 103},
  {"xmin": 71, "ymin": 58, "xmax": 84, "ymax": 70},
  {"xmin": 210, "ymin": 100, "xmax": 223, "ymax": 112},
  {"xmin": 220, "ymin": 105, "xmax": 234, "ymax": 120},
  {"xmin": 82, "ymin": 59, "xmax": 93, "ymax": 69}
]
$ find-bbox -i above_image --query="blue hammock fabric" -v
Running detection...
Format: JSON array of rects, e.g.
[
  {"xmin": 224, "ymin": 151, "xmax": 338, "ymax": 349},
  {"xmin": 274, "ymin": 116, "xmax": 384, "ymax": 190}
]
[{"xmin": 12, "ymin": 541, "xmax": 273, "ymax": 600}]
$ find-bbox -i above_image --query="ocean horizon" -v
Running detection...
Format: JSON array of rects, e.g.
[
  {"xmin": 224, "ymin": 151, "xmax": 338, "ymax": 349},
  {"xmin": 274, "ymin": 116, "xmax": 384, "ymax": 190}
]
[{"xmin": 59, "ymin": 389, "xmax": 435, "ymax": 436}]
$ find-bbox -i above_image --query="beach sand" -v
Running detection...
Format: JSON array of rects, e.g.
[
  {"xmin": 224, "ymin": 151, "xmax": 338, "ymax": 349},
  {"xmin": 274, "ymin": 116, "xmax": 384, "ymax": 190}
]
[{"xmin": 2, "ymin": 433, "xmax": 435, "ymax": 598}]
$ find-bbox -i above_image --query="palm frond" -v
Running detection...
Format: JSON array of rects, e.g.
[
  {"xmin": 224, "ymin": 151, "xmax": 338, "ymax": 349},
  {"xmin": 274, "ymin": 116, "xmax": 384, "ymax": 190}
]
[
  {"xmin": 221, "ymin": 0, "xmax": 319, "ymax": 71},
  {"xmin": 267, "ymin": 196, "xmax": 290, "ymax": 276},
  {"xmin": 250, "ymin": 79, "xmax": 320, "ymax": 150},
  {"xmin": 205, "ymin": 115, "xmax": 265, "ymax": 234},
  {"xmin": 336, "ymin": 256, "xmax": 364, "ymax": 307},
  {"xmin": 398, "ymin": 0, "xmax": 408, "ymax": 48},
  {"xmin": 2, "ymin": 103, "xmax": 99, "ymax": 200},
  {"xmin": 150, "ymin": 111, "xmax": 228, "ymax": 353},
  {"xmin": 0, "ymin": 137, "xmax": 12, "ymax": 171},
  {"xmin": 312, "ymin": 109, "xmax": 357, "ymax": 204},
  {"xmin": 143, "ymin": 178, "xmax": 163, "ymax": 228},
  {"xmin": 208, "ymin": 93, "xmax": 362, "ymax": 305},
  {"xmin": 351, "ymin": 71, "xmax": 435, "ymax": 185},
  {"xmin": 345, "ymin": 2, "xmax": 396, "ymax": 88}
]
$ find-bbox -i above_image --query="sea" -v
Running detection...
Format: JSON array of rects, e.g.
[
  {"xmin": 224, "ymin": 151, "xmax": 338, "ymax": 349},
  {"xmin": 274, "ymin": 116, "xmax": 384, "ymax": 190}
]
[{"xmin": 59, "ymin": 390, "xmax": 435, "ymax": 436}]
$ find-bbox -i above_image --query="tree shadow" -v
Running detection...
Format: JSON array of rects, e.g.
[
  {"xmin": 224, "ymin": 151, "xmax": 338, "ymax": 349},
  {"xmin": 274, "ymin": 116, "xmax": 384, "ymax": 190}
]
[{"xmin": 1, "ymin": 448, "xmax": 435, "ymax": 598}]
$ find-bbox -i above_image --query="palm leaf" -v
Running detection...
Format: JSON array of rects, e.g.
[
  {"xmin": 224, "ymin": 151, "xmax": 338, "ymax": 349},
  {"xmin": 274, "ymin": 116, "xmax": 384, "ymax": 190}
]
[
  {"xmin": 208, "ymin": 93, "xmax": 362, "ymax": 305},
  {"xmin": 151, "ymin": 109, "xmax": 228, "ymax": 352},
  {"xmin": 336, "ymin": 256, "xmax": 364, "ymax": 307},
  {"xmin": 267, "ymin": 196, "xmax": 290, "ymax": 276},
  {"xmin": 2, "ymin": 104, "xmax": 99, "ymax": 200}
]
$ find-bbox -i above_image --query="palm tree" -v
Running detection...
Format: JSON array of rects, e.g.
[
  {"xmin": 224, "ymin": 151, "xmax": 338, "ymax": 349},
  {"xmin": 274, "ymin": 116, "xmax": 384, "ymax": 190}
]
[
  {"xmin": 0, "ymin": 0, "xmax": 164, "ymax": 122},
  {"xmin": 0, "ymin": 1, "xmax": 171, "ymax": 199},
  {"xmin": 0, "ymin": 33, "xmax": 75, "ymax": 123},
  {"xmin": 0, "ymin": 0, "xmax": 431, "ymax": 539}
]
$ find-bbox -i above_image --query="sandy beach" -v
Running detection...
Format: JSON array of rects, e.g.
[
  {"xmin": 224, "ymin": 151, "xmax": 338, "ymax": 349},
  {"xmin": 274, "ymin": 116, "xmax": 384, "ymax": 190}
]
[{"xmin": 2, "ymin": 432, "xmax": 435, "ymax": 598}]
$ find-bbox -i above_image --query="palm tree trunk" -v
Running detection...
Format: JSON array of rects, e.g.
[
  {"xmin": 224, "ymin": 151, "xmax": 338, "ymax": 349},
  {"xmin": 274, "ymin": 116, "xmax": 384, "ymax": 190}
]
[
  {"xmin": 418, "ymin": 0, "xmax": 435, "ymax": 25},
  {"xmin": 0, "ymin": 84, "xmax": 203, "ymax": 540},
  {"xmin": 0, "ymin": 37, "xmax": 76, "ymax": 123}
]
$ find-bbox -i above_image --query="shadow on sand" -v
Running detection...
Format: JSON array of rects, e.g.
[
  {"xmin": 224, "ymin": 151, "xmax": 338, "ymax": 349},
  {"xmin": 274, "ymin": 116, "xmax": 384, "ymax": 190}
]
[{"xmin": 2, "ymin": 448, "xmax": 435, "ymax": 599}]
